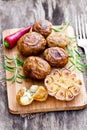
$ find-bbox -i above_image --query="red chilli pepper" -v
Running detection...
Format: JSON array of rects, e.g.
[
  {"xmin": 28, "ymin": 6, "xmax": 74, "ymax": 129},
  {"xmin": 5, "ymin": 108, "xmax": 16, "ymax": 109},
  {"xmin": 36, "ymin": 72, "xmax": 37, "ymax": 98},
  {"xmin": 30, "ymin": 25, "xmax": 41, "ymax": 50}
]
[{"xmin": 4, "ymin": 26, "xmax": 32, "ymax": 49}]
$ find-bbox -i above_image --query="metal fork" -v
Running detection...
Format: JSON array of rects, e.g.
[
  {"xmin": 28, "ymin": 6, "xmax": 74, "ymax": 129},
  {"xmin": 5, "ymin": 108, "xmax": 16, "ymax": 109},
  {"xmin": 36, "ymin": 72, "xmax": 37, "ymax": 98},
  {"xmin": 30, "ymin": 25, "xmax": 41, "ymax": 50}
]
[{"xmin": 75, "ymin": 14, "xmax": 87, "ymax": 59}]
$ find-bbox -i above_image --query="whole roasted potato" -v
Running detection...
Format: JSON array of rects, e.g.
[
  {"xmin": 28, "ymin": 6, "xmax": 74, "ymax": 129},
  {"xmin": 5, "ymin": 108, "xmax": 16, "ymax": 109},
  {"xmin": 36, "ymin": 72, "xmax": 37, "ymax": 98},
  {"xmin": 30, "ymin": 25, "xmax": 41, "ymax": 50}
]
[
  {"xmin": 17, "ymin": 32, "xmax": 46, "ymax": 56},
  {"xmin": 23, "ymin": 56, "xmax": 51, "ymax": 80},
  {"xmin": 43, "ymin": 47, "xmax": 68, "ymax": 67},
  {"xmin": 46, "ymin": 32, "xmax": 69, "ymax": 48},
  {"xmin": 32, "ymin": 20, "xmax": 52, "ymax": 37}
]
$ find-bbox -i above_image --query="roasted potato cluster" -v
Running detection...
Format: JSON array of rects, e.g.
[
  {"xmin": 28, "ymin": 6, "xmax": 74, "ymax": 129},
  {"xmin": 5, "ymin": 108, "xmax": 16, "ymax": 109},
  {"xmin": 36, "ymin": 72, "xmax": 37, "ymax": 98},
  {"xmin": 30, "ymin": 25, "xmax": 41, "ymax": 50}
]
[
  {"xmin": 17, "ymin": 20, "xmax": 70, "ymax": 80},
  {"xmin": 16, "ymin": 20, "xmax": 82, "ymax": 103}
]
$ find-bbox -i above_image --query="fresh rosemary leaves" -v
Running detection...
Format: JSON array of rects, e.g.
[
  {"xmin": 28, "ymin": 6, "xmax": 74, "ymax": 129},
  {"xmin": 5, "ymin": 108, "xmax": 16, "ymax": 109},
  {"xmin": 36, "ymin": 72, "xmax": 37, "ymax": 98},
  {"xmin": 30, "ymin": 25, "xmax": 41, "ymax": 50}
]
[
  {"xmin": 67, "ymin": 46, "xmax": 87, "ymax": 72},
  {"xmin": 52, "ymin": 21, "xmax": 70, "ymax": 32},
  {"xmin": 3, "ymin": 55, "xmax": 28, "ymax": 83},
  {"xmin": 53, "ymin": 23, "xmax": 87, "ymax": 72}
]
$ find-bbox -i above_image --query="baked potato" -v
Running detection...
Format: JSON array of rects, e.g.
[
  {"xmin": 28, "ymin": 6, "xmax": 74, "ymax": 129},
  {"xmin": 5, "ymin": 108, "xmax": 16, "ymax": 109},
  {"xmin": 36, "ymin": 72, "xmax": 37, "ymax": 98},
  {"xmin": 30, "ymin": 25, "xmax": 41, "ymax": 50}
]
[
  {"xmin": 16, "ymin": 85, "xmax": 48, "ymax": 106},
  {"xmin": 16, "ymin": 87, "xmax": 33, "ymax": 106},
  {"xmin": 32, "ymin": 20, "xmax": 52, "ymax": 37},
  {"xmin": 29, "ymin": 85, "xmax": 48, "ymax": 101},
  {"xmin": 43, "ymin": 47, "xmax": 68, "ymax": 67},
  {"xmin": 44, "ymin": 69, "xmax": 82, "ymax": 101},
  {"xmin": 46, "ymin": 32, "xmax": 69, "ymax": 48},
  {"xmin": 17, "ymin": 32, "xmax": 46, "ymax": 56},
  {"xmin": 23, "ymin": 56, "xmax": 51, "ymax": 80}
]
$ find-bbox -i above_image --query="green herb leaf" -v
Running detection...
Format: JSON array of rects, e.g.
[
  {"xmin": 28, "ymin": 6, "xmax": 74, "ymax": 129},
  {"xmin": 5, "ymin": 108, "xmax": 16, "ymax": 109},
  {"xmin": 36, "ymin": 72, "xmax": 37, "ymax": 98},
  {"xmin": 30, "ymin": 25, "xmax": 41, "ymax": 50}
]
[
  {"xmin": 17, "ymin": 74, "xmax": 28, "ymax": 79},
  {"xmin": 74, "ymin": 49, "xmax": 86, "ymax": 58},
  {"xmin": 53, "ymin": 21, "xmax": 70, "ymax": 33},
  {"xmin": 6, "ymin": 76, "xmax": 14, "ymax": 81},
  {"xmin": 16, "ymin": 57, "xmax": 24, "ymax": 66},
  {"xmin": 67, "ymin": 45, "xmax": 87, "ymax": 72},
  {"xmin": 4, "ymin": 55, "xmax": 13, "ymax": 60},
  {"xmin": 77, "ymin": 61, "xmax": 87, "ymax": 69},
  {"xmin": 3, "ymin": 65, "xmax": 15, "ymax": 72},
  {"xmin": 3, "ymin": 55, "xmax": 27, "ymax": 83},
  {"xmin": 52, "ymin": 28, "xmax": 62, "ymax": 32},
  {"xmin": 62, "ymin": 21, "xmax": 70, "ymax": 31}
]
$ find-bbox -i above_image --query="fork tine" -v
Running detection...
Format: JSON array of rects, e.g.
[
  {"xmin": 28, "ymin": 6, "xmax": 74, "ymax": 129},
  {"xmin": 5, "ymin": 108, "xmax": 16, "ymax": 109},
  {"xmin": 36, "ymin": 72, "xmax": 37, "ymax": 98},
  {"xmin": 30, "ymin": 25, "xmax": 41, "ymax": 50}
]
[
  {"xmin": 84, "ymin": 15, "xmax": 87, "ymax": 38},
  {"xmin": 78, "ymin": 14, "xmax": 82, "ymax": 39},
  {"xmin": 75, "ymin": 14, "xmax": 79, "ymax": 39},
  {"xmin": 81, "ymin": 14, "xmax": 86, "ymax": 39}
]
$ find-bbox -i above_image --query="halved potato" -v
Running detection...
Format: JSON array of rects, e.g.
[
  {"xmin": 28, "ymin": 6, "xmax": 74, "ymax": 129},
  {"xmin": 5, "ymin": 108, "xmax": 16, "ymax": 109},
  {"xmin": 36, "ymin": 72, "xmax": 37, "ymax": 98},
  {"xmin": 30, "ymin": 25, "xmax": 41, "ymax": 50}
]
[
  {"xmin": 16, "ymin": 87, "xmax": 33, "ymax": 106},
  {"xmin": 16, "ymin": 85, "xmax": 48, "ymax": 106},
  {"xmin": 32, "ymin": 85, "xmax": 48, "ymax": 101}
]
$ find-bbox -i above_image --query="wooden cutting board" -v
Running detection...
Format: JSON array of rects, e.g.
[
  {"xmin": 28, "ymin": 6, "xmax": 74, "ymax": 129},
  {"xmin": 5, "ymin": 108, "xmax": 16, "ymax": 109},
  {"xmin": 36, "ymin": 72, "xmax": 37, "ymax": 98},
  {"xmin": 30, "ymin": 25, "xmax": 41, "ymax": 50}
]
[{"xmin": 3, "ymin": 26, "xmax": 87, "ymax": 114}]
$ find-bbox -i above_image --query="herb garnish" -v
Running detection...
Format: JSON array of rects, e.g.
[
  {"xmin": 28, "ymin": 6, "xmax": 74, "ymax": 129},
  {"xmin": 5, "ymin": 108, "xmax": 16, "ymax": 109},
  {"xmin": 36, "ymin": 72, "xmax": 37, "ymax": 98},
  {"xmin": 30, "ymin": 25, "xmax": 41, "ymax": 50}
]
[
  {"xmin": 52, "ymin": 21, "xmax": 70, "ymax": 32},
  {"xmin": 53, "ymin": 22, "xmax": 87, "ymax": 72},
  {"xmin": 3, "ymin": 55, "xmax": 28, "ymax": 83},
  {"xmin": 67, "ymin": 46, "xmax": 87, "ymax": 72}
]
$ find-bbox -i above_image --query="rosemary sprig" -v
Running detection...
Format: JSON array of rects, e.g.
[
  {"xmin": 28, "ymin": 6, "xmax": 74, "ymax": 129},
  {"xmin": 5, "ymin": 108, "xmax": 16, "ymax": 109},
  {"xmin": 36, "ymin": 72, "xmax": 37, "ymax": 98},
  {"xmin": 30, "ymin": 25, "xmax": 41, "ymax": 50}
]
[
  {"xmin": 52, "ymin": 21, "xmax": 70, "ymax": 32},
  {"xmin": 52, "ymin": 21, "xmax": 87, "ymax": 72},
  {"xmin": 3, "ymin": 64, "xmax": 15, "ymax": 72},
  {"xmin": 52, "ymin": 22, "xmax": 77, "ymax": 44},
  {"xmin": 3, "ymin": 55, "xmax": 28, "ymax": 83},
  {"xmin": 67, "ymin": 46, "xmax": 87, "ymax": 72}
]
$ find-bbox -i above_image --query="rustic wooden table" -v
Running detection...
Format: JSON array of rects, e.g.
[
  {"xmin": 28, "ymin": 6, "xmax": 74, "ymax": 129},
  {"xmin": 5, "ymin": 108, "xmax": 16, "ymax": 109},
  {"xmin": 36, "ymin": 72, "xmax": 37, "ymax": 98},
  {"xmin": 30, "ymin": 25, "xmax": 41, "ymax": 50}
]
[{"xmin": 0, "ymin": 0, "xmax": 87, "ymax": 130}]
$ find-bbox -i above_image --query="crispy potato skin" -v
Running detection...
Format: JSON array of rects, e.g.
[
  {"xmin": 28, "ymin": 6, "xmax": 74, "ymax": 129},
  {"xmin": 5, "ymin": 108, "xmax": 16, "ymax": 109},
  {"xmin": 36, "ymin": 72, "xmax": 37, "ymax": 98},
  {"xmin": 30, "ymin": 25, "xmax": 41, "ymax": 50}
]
[
  {"xmin": 43, "ymin": 47, "xmax": 68, "ymax": 67},
  {"xmin": 32, "ymin": 86, "xmax": 48, "ymax": 101},
  {"xmin": 17, "ymin": 32, "xmax": 46, "ymax": 56},
  {"xmin": 23, "ymin": 56, "xmax": 51, "ymax": 80},
  {"xmin": 16, "ymin": 89, "xmax": 25, "ymax": 105},
  {"xmin": 46, "ymin": 32, "xmax": 69, "ymax": 48},
  {"xmin": 32, "ymin": 20, "xmax": 52, "ymax": 37}
]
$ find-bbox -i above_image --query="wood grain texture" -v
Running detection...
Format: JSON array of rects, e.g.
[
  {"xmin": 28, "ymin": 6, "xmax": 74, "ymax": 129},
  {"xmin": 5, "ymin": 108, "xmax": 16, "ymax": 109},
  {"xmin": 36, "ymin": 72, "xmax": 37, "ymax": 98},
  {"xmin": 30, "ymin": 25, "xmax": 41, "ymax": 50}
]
[{"xmin": 0, "ymin": 0, "xmax": 87, "ymax": 130}]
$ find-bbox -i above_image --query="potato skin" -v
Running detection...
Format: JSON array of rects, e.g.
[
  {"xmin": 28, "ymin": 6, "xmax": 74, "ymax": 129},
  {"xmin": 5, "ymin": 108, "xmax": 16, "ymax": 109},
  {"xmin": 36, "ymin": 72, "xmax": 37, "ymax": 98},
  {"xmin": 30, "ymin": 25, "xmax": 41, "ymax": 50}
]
[
  {"xmin": 23, "ymin": 56, "xmax": 51, "ymax": 80},
  {"xmin": 46, "ymin": 32, "xmax": 69, "ymax": 48},
  {"xmin": 32, "ymin": 20, "xmax": 52, "ymax": 37},
  {"xmin": 43, "ymin": 47, "xmax": 68, "ymax": 67},
  {"xmin": 17, "ymin": 32, "xmax": 46, "ymax": 56}
]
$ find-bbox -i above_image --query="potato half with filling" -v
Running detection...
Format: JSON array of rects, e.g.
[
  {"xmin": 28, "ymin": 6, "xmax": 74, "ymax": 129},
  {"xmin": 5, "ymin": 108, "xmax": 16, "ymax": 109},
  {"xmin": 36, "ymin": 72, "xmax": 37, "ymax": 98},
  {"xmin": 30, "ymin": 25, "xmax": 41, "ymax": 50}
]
[
  {"xmin": 43, "ymin": 47, "xmax": 68, "ymax": 67},
  {"xmin": 16, "ymin": 87, "xmax": 33, "ymax": 106},
  {"xmin": 44, "ymin": 69, "xmax": 82, "ymax": 101},
  {"xmin": 23, "ymin": 56, "xmax": 51, "ymax": 80},
  {"xmin": 32, "ymin": 20, "xmax": 52, "ymax": 37},
  {"xmin": 29, "ymin": 85, "xmax": 48, "ymax": 101},
  {"xmin": 16, "ymin": 85, "xmax": 48, "ymax": 106},
  {"xmin": 46, "ymin": 32, "xmax": 69, "ymax": 48},
  {"xmin": 17, "ymin": 32, "xmax": 46, "ymax": 56}
]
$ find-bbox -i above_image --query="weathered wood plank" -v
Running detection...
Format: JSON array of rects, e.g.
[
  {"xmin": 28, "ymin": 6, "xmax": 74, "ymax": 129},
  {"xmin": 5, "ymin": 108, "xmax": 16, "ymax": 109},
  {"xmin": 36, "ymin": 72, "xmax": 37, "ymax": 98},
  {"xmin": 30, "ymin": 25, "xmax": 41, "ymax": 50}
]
[{"xmin": 0, "ymin": 0, "xmax": 87, "ymax": 130}]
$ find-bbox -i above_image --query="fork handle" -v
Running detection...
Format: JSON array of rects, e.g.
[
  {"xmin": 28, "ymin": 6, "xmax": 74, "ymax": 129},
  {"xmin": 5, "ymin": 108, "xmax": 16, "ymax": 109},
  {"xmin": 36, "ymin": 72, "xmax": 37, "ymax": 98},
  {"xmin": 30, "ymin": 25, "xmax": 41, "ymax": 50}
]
[{"xmin": 84, "ymin": 47, "xmax": 87, "ymax": 60}]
